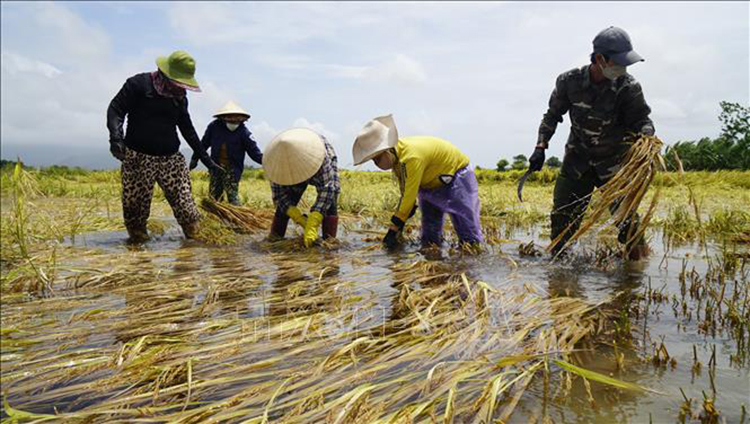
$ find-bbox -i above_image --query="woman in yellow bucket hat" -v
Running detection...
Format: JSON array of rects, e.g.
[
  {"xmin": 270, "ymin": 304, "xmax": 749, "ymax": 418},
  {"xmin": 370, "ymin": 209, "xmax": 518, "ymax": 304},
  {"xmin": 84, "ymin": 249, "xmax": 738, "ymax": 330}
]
[{"xmin": 107, "ymin": 50, "xmax": 224, "ymax": 243}]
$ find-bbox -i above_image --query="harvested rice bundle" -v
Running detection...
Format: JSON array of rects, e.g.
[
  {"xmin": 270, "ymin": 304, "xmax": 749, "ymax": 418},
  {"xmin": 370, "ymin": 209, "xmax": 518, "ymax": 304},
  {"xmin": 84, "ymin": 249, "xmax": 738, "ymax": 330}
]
[
  {"xmin": 194, "ymin": 214, "xmax": 237, "ymax": 245},
  {"xmin": 199, "ymin": 197, "xmax": 271, "ymax": 234},
  {"xmin": 548, "ymin": 135, "xmax": 666, "ymax": 256}
]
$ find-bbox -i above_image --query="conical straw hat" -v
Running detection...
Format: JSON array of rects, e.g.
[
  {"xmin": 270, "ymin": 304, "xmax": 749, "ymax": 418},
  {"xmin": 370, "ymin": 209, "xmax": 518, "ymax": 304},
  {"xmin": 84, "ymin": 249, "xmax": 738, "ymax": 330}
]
[
  {"xmin": 352, "ymin": 114, "xmax": 398, "ymax": 165},
  {"xmin": 214, "ymin": 101, "xmax": 250, "ymax": 118},
  {"xmin": 263, "ymin": 128, "xmax": 326, "ymax": 185}
]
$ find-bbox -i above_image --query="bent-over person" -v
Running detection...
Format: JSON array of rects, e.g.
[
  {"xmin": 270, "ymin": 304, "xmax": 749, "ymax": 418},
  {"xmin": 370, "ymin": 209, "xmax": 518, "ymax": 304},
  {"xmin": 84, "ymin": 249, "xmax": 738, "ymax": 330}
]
[{"xmin": 263, "ymin": 128, "xmax": 340, "ymax": 247}]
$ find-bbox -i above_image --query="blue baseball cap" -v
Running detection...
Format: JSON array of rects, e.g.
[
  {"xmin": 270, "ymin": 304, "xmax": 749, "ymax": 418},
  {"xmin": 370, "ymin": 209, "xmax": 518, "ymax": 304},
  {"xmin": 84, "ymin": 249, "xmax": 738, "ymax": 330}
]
[{"xmin": 593, "ymin": 26, "xmax": 644, "ymax": 66}]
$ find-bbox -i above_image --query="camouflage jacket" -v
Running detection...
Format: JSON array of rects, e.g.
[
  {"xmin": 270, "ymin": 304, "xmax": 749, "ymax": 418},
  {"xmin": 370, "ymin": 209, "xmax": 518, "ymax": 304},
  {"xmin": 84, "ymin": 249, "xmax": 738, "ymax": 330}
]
[{"xmin": 538, "ymin": 65, "xmax": 655, "ymax": 180}]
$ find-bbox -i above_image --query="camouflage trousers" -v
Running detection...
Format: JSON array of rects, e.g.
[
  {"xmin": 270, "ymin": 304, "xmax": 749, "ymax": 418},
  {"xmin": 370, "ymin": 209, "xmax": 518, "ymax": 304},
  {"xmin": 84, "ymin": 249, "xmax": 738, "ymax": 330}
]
[
  {"xmin": 550, "ymin": 166, "xmax": 643, "ymax": 255},
  {"xmin": 209, "ymin": 169, "xmax": 240, "ymax": 205}
]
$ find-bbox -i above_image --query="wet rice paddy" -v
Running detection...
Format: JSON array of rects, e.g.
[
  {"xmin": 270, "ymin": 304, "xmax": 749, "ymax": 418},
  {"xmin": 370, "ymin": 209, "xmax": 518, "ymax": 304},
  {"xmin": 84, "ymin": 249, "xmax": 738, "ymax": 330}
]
[{"xmin": 2, "ymin": 212, "xmax": 748, "ymax": 423}]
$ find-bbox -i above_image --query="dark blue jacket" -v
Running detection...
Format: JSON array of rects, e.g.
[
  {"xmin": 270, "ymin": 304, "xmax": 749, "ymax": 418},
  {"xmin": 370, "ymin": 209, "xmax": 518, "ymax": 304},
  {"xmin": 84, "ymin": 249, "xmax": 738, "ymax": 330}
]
[{"xmin": 194, "ymin": 119, "xmax": 263, "ymax": 181}]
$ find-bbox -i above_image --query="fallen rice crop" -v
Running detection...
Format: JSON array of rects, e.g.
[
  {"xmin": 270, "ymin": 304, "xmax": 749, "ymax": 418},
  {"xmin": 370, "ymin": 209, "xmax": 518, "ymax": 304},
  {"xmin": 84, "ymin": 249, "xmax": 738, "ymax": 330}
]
[{"xmin": 1, "ymin": 251, "xmax": 648, "ymax": 423}]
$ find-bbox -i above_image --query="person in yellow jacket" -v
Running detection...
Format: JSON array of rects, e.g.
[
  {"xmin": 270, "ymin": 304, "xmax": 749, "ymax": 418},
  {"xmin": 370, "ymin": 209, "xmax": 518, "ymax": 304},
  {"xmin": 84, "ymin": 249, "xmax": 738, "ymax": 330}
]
[{"xmin": 353, "ymin": 115, "xmax": 483, "ymax": 249}]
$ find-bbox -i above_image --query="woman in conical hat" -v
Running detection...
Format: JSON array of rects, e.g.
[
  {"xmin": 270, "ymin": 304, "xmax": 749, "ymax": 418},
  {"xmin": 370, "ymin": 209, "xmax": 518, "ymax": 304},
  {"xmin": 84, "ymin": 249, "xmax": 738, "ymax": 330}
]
[
  {"xmin": 263, "ymin": 128, "xmax": 340, "ymax": 247},
  {"xmin": 189, "ymin": 101, "xmax": 263, "ymax": 205},
  {"xmin": 353, "ymin": 114, "xmax": 483, "ymax": 250},
  {"xmin": 106, "ymin": 50, "xmax": 224, "ymax": 243}
]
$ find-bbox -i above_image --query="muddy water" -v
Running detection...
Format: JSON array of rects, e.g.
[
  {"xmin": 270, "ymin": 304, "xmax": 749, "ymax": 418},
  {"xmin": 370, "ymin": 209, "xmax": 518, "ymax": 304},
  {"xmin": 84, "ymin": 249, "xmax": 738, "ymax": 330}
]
[{"xmin": 16, "ymin": 219, "xmax": 750, "ymax": 422}]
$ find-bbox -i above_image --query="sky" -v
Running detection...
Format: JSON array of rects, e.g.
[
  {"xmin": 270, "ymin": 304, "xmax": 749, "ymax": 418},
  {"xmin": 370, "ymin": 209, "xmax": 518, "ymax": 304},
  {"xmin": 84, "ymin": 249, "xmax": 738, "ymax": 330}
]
[{"xmin": 1, "ymin": 1, "xmax": 748, "ymax": 169}]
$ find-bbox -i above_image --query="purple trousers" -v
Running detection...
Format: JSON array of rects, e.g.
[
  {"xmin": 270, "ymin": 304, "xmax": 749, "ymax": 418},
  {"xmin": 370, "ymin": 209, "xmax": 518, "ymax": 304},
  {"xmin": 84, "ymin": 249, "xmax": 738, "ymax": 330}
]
[{"xmin": 418, "ymin": 167, "xmax": 483, "ymax": 246}]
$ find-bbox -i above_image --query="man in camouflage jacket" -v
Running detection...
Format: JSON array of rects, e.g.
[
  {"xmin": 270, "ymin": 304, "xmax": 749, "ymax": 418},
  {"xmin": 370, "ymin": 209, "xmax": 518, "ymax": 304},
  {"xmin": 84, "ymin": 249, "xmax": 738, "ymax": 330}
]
[{"xmin": 529, "ymin": 26, "xmax": 654, "ymax": 259}]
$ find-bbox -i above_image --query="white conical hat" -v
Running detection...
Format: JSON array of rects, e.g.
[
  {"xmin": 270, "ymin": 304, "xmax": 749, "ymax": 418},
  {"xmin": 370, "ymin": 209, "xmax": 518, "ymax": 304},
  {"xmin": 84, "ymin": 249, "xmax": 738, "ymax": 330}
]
[
  {"xmin": 352, "ymin": 114, "xmax": 398, "ymax": 165},
  {"xmin": 214, "ymin": 101, "xmax": 250, "ymax": 118},
  {"xmin": 263, "ymin": 128, "xmax": 325, "ymax": 185}
]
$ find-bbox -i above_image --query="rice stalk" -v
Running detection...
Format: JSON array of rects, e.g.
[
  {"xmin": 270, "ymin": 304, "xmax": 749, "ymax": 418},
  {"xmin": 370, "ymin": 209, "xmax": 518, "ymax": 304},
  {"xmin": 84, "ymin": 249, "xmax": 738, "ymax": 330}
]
[
  {"xmin": 1, "ymin": 250, "xmax": 642, "ymax": 423},
  {"xmin": 199, "ymin": 197, "xmax": 271, "ymax": 234},
  {"xmin": 548, "ymin": 135, "xmax": 666, "ymax": 256}
]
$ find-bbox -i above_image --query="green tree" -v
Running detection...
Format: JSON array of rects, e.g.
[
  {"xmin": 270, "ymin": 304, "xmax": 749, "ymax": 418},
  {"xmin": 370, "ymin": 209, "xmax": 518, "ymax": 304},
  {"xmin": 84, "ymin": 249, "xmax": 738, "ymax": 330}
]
[
  {"xmin": 665, "ymin": 101, "xmax": 750, "ymax": 171},
  {"xmin": 546, "ymin": 156, "xmax": 562, "ymax": 168},
  {"xmin": 719, "ymin": 101, "xmax": 749, "ymax": 143},
  {"xmin": 511, "ymin": 154, "xmax": 528, "ymax": 170},
  {"xmin": 496, "ymin": 159, "xmax": 509, "ymax": 172}
]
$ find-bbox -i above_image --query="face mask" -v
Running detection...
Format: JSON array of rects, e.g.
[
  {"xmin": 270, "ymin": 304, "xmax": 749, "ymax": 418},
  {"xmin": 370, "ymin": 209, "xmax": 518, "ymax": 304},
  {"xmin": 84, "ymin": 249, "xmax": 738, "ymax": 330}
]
[
  {"xmin": 226, "ymin": 122, "xmax": 240, "ymax": 131},
  {"xmin": 375, "ymin": 150, "xmax": 395, "ymax": 170},
  {"xmin": 601, "ymin": 63, "xmax": 626, "ymax": 80}
]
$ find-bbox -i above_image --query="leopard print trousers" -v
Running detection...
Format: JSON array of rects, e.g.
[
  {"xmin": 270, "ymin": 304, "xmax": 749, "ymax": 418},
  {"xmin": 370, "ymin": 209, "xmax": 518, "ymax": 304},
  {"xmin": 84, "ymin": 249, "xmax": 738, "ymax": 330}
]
[{"xmin": 121, "ymin": 147, "xmax": 201, "ymax": 232}]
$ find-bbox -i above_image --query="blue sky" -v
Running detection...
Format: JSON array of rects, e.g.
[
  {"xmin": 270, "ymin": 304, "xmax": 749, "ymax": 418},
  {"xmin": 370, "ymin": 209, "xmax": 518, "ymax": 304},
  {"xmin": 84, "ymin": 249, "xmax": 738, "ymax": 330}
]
[{"xmin": 1, "ymin": 1, "xmax": 748, "ymax": 169}]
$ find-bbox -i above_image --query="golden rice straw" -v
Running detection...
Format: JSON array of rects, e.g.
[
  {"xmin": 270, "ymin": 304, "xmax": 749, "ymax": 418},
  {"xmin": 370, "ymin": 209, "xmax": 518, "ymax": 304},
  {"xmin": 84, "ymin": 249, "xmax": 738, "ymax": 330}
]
[
  {"xmin": 199, "ymin": 197, "xmax": 271, "ymax": 234},
  {"xmin": 548, "ymin": 135, "xmax": 666, "ymax": 256}
]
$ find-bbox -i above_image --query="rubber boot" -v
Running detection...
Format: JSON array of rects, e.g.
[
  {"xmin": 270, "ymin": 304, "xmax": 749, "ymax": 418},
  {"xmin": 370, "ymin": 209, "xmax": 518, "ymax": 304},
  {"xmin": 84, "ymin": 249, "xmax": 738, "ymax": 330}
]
[
  {"xmin": 549, "ymin": 213, "xmax": 573, "ymax": 257},
  {"xmin": 627, "ymin": 238, "xmax": 650, "ymax": 261},
  {"xmin": 182, "ymin": 221, "xmax": 200, "ymax": 239},
  {"xmin": 617, "ymin": 216, "xmax": 649, "ymax": 260},
  {"xmin": 322, "ymin": 216, "xmax": 339, "ymax": 240},
  {"xmin": 269, "ymin": 213, "xmax": 290, "ymax": 240},
  {"xmin": 126, "ymin": 225, "xmax": 149, "ymax": 243}
]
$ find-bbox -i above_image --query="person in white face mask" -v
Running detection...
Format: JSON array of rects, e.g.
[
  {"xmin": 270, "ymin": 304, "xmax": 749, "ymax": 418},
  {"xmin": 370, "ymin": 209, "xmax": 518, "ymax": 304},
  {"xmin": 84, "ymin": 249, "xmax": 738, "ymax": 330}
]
[
  {"xmin": 527, "ymin": 26, "xmax": 655, "ymax": 261},
  {"xmin": 190, "ymin": 101, "xmax": 263, "ymax": 205}
]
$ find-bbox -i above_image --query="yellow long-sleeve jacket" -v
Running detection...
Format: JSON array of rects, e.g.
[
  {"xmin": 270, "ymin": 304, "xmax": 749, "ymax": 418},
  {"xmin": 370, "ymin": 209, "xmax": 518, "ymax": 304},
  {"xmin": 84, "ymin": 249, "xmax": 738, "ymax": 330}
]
[{"xmin": 392, "ymin": 136, "xmax": 470, "ymax": 222}]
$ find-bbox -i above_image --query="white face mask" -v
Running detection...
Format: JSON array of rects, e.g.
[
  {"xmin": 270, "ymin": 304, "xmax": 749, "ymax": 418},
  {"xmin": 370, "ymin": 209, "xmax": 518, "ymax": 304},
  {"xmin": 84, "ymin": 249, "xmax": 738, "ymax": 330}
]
[
  {"xmin": 601, "ymin": 63, "xmax": 626, "ymax": 80},
  {"xmin": 225, "ymin": 122, "xmax": 240, "ymax": 131}
]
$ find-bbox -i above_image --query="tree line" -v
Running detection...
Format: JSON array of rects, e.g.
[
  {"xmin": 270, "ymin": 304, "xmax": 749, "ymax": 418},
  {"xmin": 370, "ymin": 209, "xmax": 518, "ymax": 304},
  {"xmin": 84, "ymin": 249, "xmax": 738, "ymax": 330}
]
[
  {"xmin": 665, "ymin": 102, "xmax": 749, "ymax": 171},
  {"xmin": 495, "ymin": 101, "xmax": 749, "ymax": 172}
]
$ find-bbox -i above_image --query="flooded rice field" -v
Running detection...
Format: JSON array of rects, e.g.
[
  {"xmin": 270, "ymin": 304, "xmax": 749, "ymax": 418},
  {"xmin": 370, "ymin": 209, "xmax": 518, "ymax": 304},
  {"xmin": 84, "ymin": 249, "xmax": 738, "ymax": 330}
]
[{"xmin": 2, "ymin": 213, "xmax": 748, "ymax": 423}]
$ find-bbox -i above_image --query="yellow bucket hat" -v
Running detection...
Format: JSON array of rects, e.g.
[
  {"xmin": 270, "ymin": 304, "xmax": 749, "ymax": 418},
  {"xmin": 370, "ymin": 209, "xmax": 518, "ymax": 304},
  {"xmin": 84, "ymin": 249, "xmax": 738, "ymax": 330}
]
[{"xmin": 156, "ymin": 50, "xmax": 200, "ymax": 92}]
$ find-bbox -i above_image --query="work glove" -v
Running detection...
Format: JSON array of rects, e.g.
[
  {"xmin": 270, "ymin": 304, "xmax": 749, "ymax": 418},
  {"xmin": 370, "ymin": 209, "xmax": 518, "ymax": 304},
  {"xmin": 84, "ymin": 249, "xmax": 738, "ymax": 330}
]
[
  {"xmin": 528, "ymin": 147, "xmax": 546, "ymax": 172},
  {"xmin": 383, "ymin": 214, "xmax": 406, "ymax": 250},
  {"xmin": 110, "ymin": 140, "xmax": 126, "ymax": 161},
  {"xmin": 303, "ymin": 211, "xmax": 323, "ymax": 248},
  {"xmin": 203, "ymin": 157, "xmax": 225, "ymax": 175},
  {"xmin": 189, "ymin": 156, "xmax": 199, "ymax": 170},
  {"xmin": 287, "ymin": 206, "xmax": 308, "ymax": 227},
  {"xmin": 383, "ymin": 229, "xmax": 399, "ymax": 250}
]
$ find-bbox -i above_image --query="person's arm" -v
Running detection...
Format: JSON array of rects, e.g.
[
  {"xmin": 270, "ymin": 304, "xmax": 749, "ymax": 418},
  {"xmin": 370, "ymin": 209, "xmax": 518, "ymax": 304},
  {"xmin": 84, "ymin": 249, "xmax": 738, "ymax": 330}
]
[
  {"xmin": 537, "ymin": 73, "xmax": 571, "ymax": 149},
  {"xmin": 177, "ymin": 98, "xmax": 220, "ymax": 170},
  {"xmin": 106, "ymin": 77, "xmax": 138, "ymax": 145},
  {"xmin": 393, "ymin": 159, "xmax": 425, "ymax": 223},
  {"xmin": 621, "ymin": 81, "xmax": 655, "ymax": 136},
  {"xmin": 243, "ymin": 128, "xmax": 264, "ymax": 165},
  {"xmin": 310, "ymin": 152, "xmax": 340, "ymax": 215},
  {"xmin": 271, "ymin": 182, "xmax": 292, "ymax": 215},
  {"xmin": 191, "ymin": 122, "xmax": 212, "ymax": 165}
]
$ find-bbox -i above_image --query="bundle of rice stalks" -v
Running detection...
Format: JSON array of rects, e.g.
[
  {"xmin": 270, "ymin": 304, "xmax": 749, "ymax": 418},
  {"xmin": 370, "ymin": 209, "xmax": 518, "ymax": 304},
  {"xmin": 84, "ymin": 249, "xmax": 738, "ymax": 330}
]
[
  {"xmin": 194, "ymin": 214, "xmax": 238, "ymax": 245},
  {"xmin": 548, "ymin": 135, "xmax": 666, "ymax": 256},
  {"xmin": 199, "ymin": 197, "xmax": 271, "ymax": 234}
]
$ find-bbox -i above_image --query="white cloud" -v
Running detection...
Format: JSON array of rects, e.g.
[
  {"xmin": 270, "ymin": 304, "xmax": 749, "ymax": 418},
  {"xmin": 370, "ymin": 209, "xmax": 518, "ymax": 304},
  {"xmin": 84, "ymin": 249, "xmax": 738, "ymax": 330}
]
[
  {"xmin": 31, "ymin": 1, "xmax": 111, "ymax": 65},
  {"xmin": 1, "ymin": 1, "xmax": 747, "ymax": 169},
  {"xmin": 404, "ymin": 110, "xmax": 442, "ymax": 135},
  {"xmin": 249, "ymin": 121, "xmax": 280, "ymax": 145},
  {"xmin": 1, "ymin": 51, "xmax": 62, "ymax": 78},
  {"xmin": 292, "ymin": 118, "xmax": 340, "ymax": 143},
  {"xmin": 364, "ymin": 54, "xmax": 427, "ymax": 85},
  {"xmin": 650, "ymin": 98, "xmax": 688, "ymax": 121}
]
